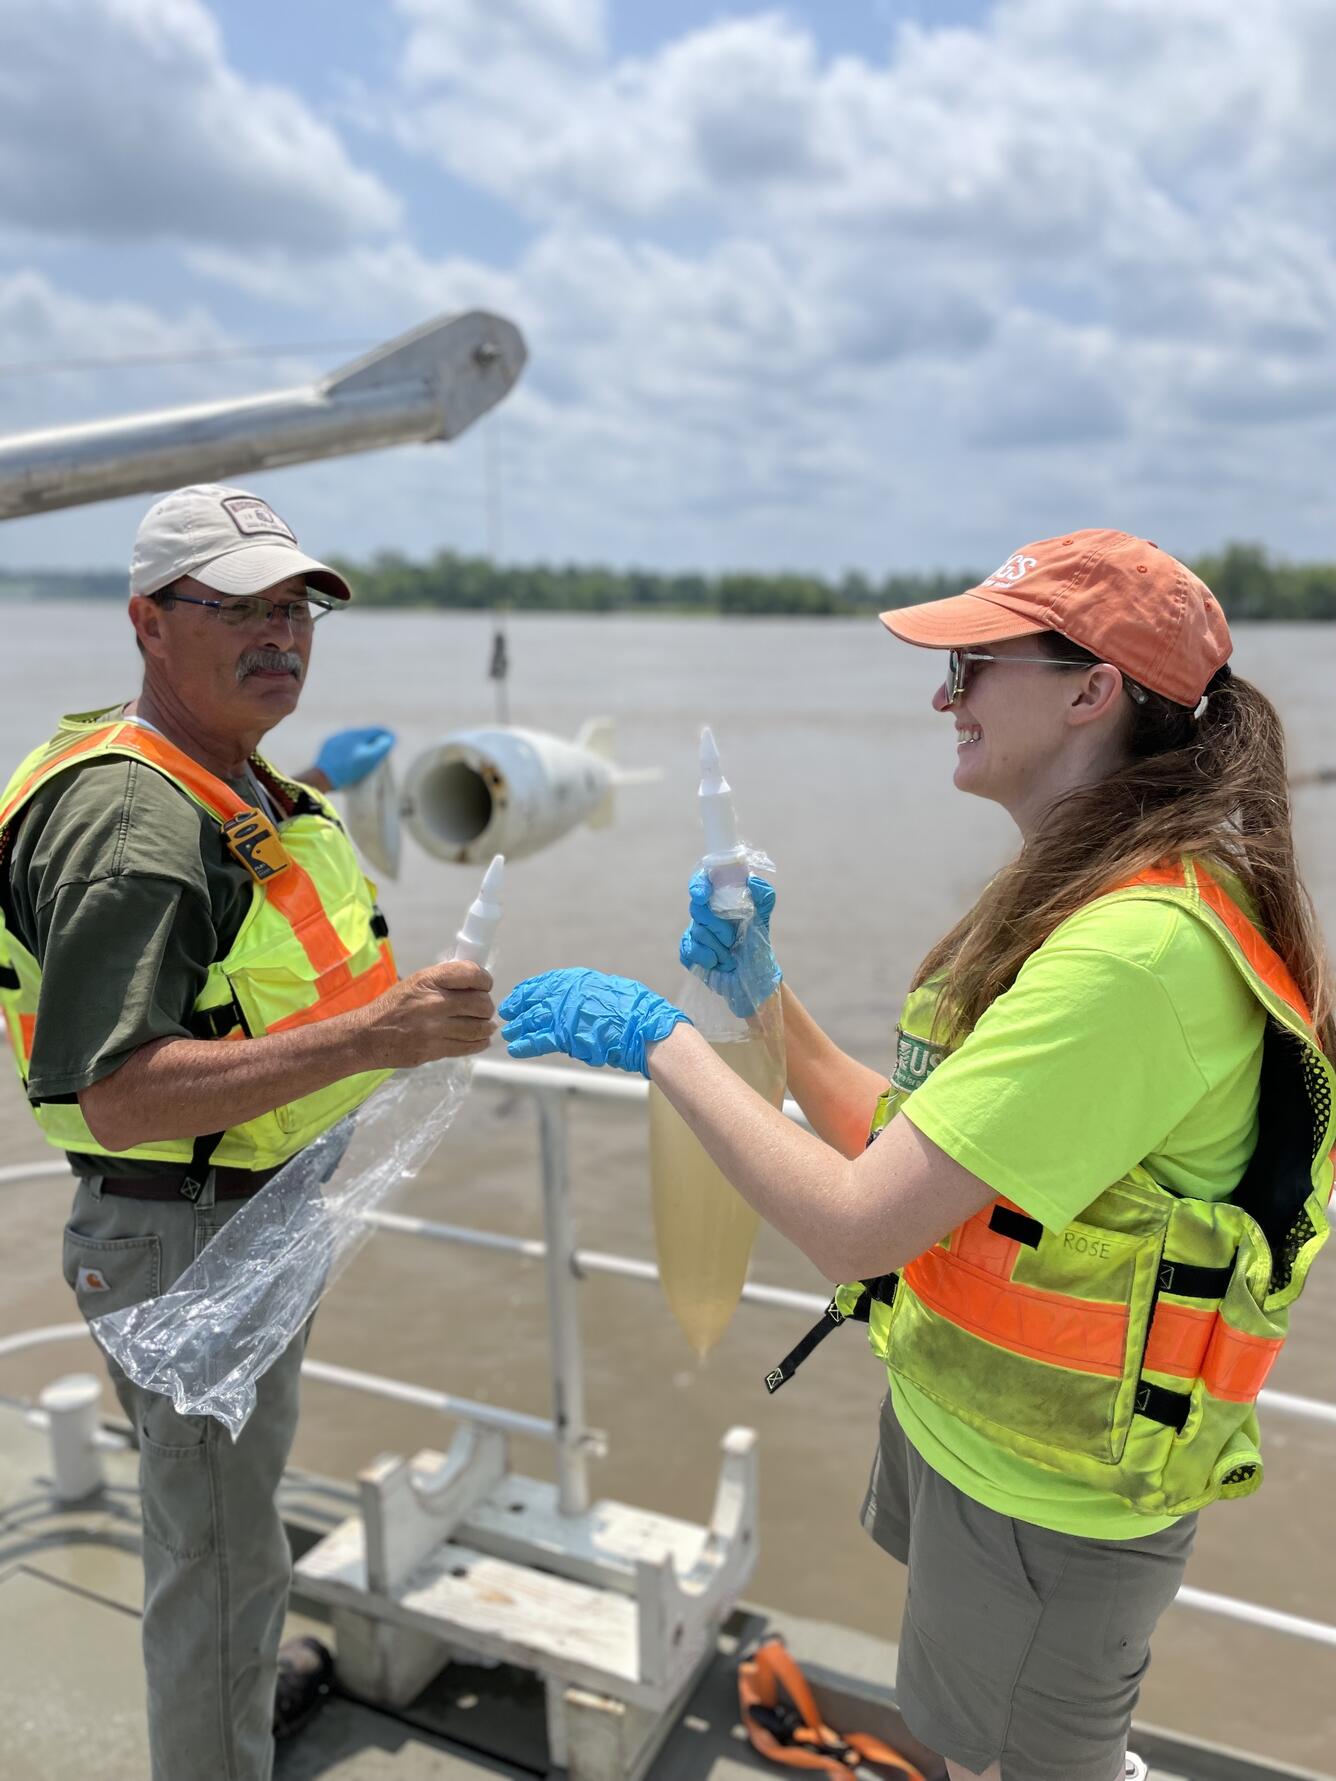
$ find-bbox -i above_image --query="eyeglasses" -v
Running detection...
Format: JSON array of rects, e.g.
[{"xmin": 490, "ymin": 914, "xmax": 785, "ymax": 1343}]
[
  {"xmin": 945, "ymin": 648, "xmax": 1149, "ymax": 707},
  {"xmin": 154, "ymin": 589, "xmax": 337, "ymax": 631}
]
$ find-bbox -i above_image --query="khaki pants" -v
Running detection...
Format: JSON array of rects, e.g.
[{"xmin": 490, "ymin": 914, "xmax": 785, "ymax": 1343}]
[{"xmin": 62, "ymin": 1175, "xmax": 308, "ymax": 1781}]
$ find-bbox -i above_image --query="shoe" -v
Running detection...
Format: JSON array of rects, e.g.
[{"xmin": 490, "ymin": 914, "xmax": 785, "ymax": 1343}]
[
  {"xmin": 1124, "ymin": 1755, "xmax": 1148, "ymax": 1780},
  {"xmin": 273, "ymin": 1635, "xmax": 334, "ymax": 1741}
]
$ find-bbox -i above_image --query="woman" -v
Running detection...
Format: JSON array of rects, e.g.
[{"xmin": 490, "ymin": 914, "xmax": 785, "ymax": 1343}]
[{"xmin": 499, "ymin": 530, "xmax": 1336, "ymax": 1781}]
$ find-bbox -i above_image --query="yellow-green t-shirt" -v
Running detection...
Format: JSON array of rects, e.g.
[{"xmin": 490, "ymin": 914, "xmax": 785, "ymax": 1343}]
[{"xmin": 896, "ymin": 893, "xmax": 1266, "ymax": 1538}]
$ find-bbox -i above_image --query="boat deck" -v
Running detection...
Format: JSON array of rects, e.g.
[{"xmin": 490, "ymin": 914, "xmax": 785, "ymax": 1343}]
[{"xmin": 1, "ymin": 1403, "xmax": 1322, "ymax": 1781}]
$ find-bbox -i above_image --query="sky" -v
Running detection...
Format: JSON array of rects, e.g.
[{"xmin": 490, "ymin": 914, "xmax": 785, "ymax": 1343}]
[{"xmin": 2, "ymin": 0, "xmax": 1335, "ymax": 578}]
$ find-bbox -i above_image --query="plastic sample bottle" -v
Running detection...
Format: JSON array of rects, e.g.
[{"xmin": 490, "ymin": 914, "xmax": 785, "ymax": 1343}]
[
  {"xmin": 648, "ymin": 730, "xmax": 784, "ymax": 1357},
  {"xmin": 453, "ymin": 852, "xmax": 505, "ymax": 963},
  {"xmin": 394, "ymin": 852, "xmax": 506, "ymax": 1190}
]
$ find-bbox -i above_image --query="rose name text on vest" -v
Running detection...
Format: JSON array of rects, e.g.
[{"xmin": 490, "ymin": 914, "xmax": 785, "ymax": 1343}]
[{"xmin": 1064, "ymin": 1231, "xmax": 1114, "ymax": 1260}]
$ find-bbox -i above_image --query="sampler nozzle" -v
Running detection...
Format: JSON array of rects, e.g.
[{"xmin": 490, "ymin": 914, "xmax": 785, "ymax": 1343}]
[
  {"xmin": 698, "ymin": 725, "xmax": 742, "ymax": 864},
  {"xmin": 478, "ymin": 852, "xmax": 505, "ymax": 905},
  {"xmin": 453, "ymin": 853, "xmax": 506, "ymax": 964},
  {"xmin": 698, "ymin": 725, "xmax": 733, "ymax": 801},
  {"xmin": 699, "ymin": 724, "xmax": 722, "ymax": 782}
]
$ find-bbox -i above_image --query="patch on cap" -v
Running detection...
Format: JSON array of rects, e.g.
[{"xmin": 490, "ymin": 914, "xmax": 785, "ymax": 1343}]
[
  {"xmin": 981, "ymin": 551, "xmax": 1039, "ymax": 589},
  {"xmin": 220, "ymin": 495, "xmax": 297, "ymax": 543}
]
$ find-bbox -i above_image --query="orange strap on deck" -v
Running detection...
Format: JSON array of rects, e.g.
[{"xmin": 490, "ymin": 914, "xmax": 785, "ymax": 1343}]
[{"xmin": 738, "ymin": 1638, "xmax": 926, "ymax": 1781}]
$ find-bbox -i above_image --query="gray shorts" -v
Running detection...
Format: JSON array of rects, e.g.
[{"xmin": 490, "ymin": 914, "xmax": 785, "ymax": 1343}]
[{"xmin": 861, "ymin": 1392, "xmax": 1196, "ymax": 1781}]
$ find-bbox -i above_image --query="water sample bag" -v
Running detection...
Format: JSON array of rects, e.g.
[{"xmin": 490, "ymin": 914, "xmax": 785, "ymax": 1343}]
[{"xmin": 648, "ymin": 729, "xmax": 785, "ymax": 1357}]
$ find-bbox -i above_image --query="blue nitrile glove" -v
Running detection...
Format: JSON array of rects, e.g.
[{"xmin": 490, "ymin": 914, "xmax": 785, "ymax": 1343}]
[
  {"xmin": 500, "ymin": 969, "xmax": 691, "ymax": 1076},
  {"xmin": 315, "ymin": 725, "xmax": 397, "ymax": 791},
  {"xmin": 679, "ymin": 871, "xmax": 781, "ymax": 1018}
]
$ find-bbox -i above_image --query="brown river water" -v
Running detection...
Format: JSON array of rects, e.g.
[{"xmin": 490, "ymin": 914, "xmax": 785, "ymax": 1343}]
[{"xmin": 2, "ymin": 603, "xmax": 1334, "ymax": 1771}]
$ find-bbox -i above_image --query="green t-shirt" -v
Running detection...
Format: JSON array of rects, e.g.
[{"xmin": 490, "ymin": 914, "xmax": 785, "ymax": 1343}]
[
  {"xmin": 895, "ymin": 893, "xmax": 1266, "ymax": 1538},
  {"xmin": 1, "ymin": 753, "xmax": 256, "ymax": 1176}
]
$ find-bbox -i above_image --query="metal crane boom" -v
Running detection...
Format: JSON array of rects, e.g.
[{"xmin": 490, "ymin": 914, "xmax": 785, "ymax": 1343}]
[{"xmin": 0, "ymin": 310, "xmax": 526, "ymax": 521}]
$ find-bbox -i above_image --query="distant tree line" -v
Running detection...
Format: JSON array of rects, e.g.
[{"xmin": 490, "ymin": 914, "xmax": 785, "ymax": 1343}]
[
  {"xmin": 4, "ymin": 542, "xmax": 1336, "ymax": 619},
  {"xmin": 328, "ymin": 542, "xmax": 1336, "ymax": 620},
  {"xmin": 1189, "ymin": 544, "xmax": 1336, "ymax": 621},
  {"xmin": 320, "ymin": 552, "xmax": 976, "ymax": 617}
]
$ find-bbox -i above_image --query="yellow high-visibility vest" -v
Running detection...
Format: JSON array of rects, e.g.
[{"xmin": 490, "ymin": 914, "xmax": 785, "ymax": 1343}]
[
  {"xmin": 0, "ymin": 709, "xmax": 397, "ymax": 1172},
  {"xmin": 827, "ymin": 860, "xmax": 1335, "ymax": 1517}
]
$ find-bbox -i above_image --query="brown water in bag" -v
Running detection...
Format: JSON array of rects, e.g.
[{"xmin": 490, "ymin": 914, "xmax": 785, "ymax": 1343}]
[
  {"xmin": 648, "ymin": 725, "xmax": 783, "ymax": 1356},
  {"xmin": 648, "ymin": 1030, "xmax": 785, "ymax": 1356}
]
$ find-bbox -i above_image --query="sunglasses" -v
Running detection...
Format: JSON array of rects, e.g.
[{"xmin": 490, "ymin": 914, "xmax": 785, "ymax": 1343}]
[{"xmin": 945, "ymin": 648, "xmax": 1149, "ymax": 707}]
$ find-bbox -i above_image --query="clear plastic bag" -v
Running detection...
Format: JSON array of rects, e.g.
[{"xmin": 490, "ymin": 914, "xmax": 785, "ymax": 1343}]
[
  {"xmin": 649, "ymin": 843, "xmax": 785, "ymax": 1357},
  {"xmin": 91, "ymin": 1049, "xmax": 482, "ymax": 1439},
  {"xmin": 92, "ymin": 855, "xmax": 505, "ymax": 1443}
]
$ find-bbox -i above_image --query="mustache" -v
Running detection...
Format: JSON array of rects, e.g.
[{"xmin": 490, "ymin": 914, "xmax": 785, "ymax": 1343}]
[{"xmin": 236, "ymin": 647, "xmax": 303, "ymax": 683}]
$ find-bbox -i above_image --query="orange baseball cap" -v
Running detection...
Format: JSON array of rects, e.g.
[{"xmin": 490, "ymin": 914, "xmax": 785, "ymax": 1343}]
[{"xmin": 879, "ymin": 529, "xmax": 1231, "ymax": 708}]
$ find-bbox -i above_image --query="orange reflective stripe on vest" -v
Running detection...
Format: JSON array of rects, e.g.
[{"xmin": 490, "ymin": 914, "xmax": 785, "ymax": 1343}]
[
  {"xmin": 950, "ymin": 1197, "xmax": 1024, "ymax": 1278},
  {"xmin": 106, "ymin": 729, "xmax": 356, "ymax": 980},
  {"xmin": 2, "ymin": 722, "xmax": 359, "ymax": 987},
  {"xmin": 1144, "ymin": 1303, "xmax": 1284, "ymax": 1401},
  {"xmin": 1126, "ymin": 862, "xmax": 1311, "ymax": 1022},
  {"xmin": 4, "ymin": 1008, "xmax": 35, "ymax": 1062},
  {"xmin": 901, "ymin": 1238, "xmax": 1130, "ymax": 1377},
  {"xmin": 0, "ymin": 723, "xmax": 135, "ymax": 839},
  {"xmin": 905, "ymin": 1198, "xmax": 1288, "ymax": 1401},
  {"xmin": 737, "ymin": 1639, "xmax": 925, "ymax": 1781},
  {"xmin": 262, "ymin": 941, "xmax": 398, "ymax": 1033}
]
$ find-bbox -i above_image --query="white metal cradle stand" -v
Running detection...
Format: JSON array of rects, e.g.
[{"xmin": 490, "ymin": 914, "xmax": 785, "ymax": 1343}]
[{"xmin": 294, "ymin": 1081, "xmax": 760, "ymax": 1781}]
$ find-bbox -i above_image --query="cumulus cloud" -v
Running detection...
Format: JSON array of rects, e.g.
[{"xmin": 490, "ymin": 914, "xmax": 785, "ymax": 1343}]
[
  {"xmin": 0, "ymin": 0, "xmax": 398, "ymax": 249},
  {"xmin": 388, "ymin": 0, "xmax": 1336, "ymax": 340},
  {"xmin": 360, "ymin": 0, "xmax": 1336, "ymax": 564},
  {"xmin": 0, "ymin": 270, "xmax": 245, "ymax": 432},
  {"xmin": 7, "ymin": 0, "xmax": 1336, "ymax": 574},
  {"xmin": 184, "ymin": 239, "xmax": 524, "ymax": 331},
  {"xmin": 400, "ymin": 0, "xmax": 605, "ymax": 79}
]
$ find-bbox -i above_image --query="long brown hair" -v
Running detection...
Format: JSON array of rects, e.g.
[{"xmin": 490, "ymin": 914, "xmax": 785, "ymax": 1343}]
[{"xmin": 914, "ymin": 633, "xmax": 1336, "ymax": 1054}]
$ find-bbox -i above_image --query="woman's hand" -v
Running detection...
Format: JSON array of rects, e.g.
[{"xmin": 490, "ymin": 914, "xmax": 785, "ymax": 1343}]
[
  {"xmin": 679, "ymin": 871, "xmax": 781, "ymax": 1016},
  {"xmin": 500, "ymin": 969, "xmax": 691, "ymax": 1076}
]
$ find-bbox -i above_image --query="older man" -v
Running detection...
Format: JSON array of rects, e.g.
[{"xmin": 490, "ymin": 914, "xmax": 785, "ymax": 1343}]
[{"xmin": 0, "ymin": 484, "xmax": 495, "ymax": 1780}]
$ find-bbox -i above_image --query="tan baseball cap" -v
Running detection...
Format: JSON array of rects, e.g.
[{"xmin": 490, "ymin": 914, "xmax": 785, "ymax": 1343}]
[
  {"xmin": 880, "ymin": 529, "xmax": 1231, "ymax": 707},
  {"xmin": 130, "ymin": 484, "xmax": 352, "ymax": 602}
]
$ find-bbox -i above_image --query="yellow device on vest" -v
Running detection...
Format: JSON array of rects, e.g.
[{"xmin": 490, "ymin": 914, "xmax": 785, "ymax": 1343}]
[{"xmin": 222, "ymin": 808, "xmax": 291, "ymax": 882}]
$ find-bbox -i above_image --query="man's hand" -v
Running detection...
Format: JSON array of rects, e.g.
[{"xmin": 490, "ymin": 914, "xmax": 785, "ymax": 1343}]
[
  {"xmin": 361, "ymin": 960, "xmax": 497, "ymax": 1068},
  {"xmin": 79, "ymin": 959, "xmax": 499, "ymax": 1152}
]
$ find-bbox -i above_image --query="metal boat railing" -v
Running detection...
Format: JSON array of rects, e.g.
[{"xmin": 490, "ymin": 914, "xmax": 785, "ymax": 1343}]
[{"xmin": 3, "ymin": 1056, "xmax": 1336, "ymax": 1652}]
